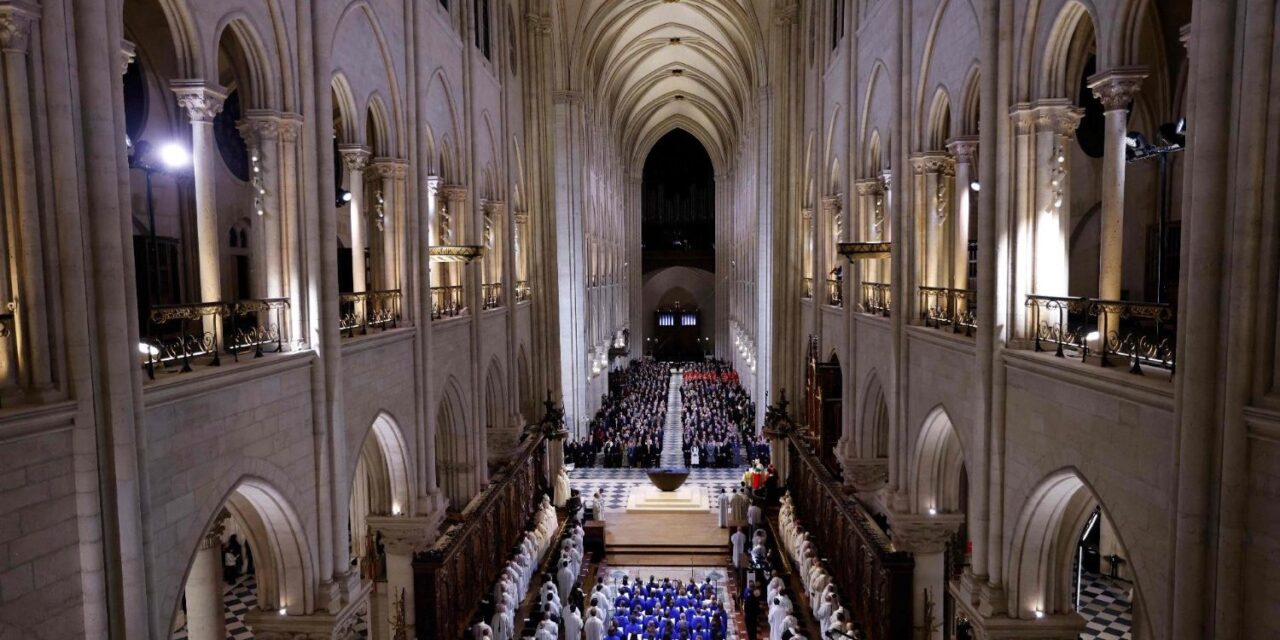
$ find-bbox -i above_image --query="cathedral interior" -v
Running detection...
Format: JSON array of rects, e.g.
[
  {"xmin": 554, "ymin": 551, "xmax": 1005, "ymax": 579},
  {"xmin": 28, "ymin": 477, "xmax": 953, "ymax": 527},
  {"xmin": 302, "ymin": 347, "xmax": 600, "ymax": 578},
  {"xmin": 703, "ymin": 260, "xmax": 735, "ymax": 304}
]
[{"xmin": 0, "ymin": 0, "xmax": 1275, "ymax": 639}]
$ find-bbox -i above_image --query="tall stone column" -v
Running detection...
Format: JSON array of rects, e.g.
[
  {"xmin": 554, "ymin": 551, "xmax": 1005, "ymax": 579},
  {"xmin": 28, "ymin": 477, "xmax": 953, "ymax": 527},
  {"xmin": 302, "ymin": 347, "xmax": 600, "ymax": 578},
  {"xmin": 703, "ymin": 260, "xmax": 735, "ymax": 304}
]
[
  {"xmin": 438, "ymin": 184, "xmax": 468, "ymax": 295},
  {"xmin": 889, "ymin": 513, "xmax": 965, "ymax": 640},
  {"xmin": 184, "ymin": 530, "xmax": 226, "ymax": 640},
  {"xmin": 1033, "ymin": 102, "xmax": 1083, "ymax": 298},
  {"xmin": 372, "ymin": 159, "xmax": 408, "ymax": 291},
  {"xmin": 368, "ymin": 516, "xmax": 444, "ymax": 640},
  {"xmin": 238, "ymin": 111, "xmax": 284, "ymax": 300},
  {"xmin": 277, "ymin": 115, "xmax": 305, "ymax": 346},
  {"xmin": 947, "ymin": 138, "xmax": 978, "ymax": 292},
  {"xmin": 1008, "ymin": 105, "xmax": 1036, "ymax": 338},
  {"xmin": 1087, "ymin": 68, "xmax": 1146, "ymax": 309},
  {"xmin": 171, "ymin": 81, "xmax": 227, "ymax": 306},
  {"xmin": 0, "ymin": 3, "xmax": 52, "ymax": 396},
  {"xmin": 821, "ymin": 195, "xmax": 842, "ymax": 305},
  {"xmin": 339, "ymin": 145, "xmax": 372, "ymax": 293}
]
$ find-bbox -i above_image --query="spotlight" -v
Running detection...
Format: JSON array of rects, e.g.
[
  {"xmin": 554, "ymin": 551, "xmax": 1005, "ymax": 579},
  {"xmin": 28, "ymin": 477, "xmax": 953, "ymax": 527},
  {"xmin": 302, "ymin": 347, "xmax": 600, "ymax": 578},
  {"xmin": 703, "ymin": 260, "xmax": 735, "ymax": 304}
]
[
  {"xmin": 969, "ymin": 181, "xmax": 980, "ymax": 192},
  {"xmin": 1034, "ymin": 609, "xmax": 1045, "ymax": 620},
  {"xmin": 928, "ymin": 507, "xmax": 937, "ymax": 516},
  {"xmin": 157, "ymin": 142, "xmax": 190, "ymax": 169},
  {"xmin": 1157, "ymin": 119, "xmax": 1186, "ymax": 147},
  {"xmin": 137, "ymin": 342, "xmax": 159, "ymax": 357},
  {"xmin": 336, "ymin": 188, "xmax": 352, "ymax": 207}
]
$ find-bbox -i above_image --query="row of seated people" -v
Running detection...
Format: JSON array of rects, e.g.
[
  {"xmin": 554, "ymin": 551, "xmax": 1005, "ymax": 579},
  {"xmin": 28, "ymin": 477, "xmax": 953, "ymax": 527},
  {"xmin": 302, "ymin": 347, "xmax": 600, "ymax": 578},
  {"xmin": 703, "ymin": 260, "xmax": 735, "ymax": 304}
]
[
  {"xmin": 582, "ymin": 359, "xmax": 669, "ymax": 468},
  {"xmin": 584, "ymin": 574, "xmax": 731, "ymax": 640},
  {"xmin": 479, "ymin": 495, "xmax": 563, "ymax": 640},
  {"xmin": 777, "ymin": 494, "xmax": 866, "ymax": 640},
  {"xmin": 681, "ymin": 361, "xmax": 755, "ymax": 469}
]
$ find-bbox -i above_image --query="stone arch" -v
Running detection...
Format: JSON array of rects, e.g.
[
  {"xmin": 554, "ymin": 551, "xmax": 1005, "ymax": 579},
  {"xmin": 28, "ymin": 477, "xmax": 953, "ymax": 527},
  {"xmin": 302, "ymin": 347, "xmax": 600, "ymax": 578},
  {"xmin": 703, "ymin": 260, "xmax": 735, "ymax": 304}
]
[
  {"xmin": 1004, "ymin": 468, "xmax": 1150, "ymax": 635},
  {"xmin": 926, "ymin": 86, "xmax": 952, "ymax": 150},
  {"xmin": 213, "ymin": 14, "xmax": 279, "ymax": 111},
  {"xmin": 865, "ymin": 129, "xmax": 883, "ymax": 176},
  {"xmin": 348, "ymin": 412, "xmax": 413, "ymax": 571},
  {"xmin": 330, "ymin": 73, "xmax": 359, "ymax": 145},
  {"xmin": 484, "ymin": 357, "xmax": 507, "ymax": 429},
  {"xmin": 959, "ymin": 65, "xmax": 981, "ymax": 136},
  {"xmin": 909, "ymin": 406, "xmax": 965, "ymax": 514},
  {"xmin": 858, "ymin": 59, "xmax": 890, "ymax": 172},
  {"xmin": 122, "ymin": 0, "xmax": 201, "ymax": 80},
  {"xmin": 1037, "ymin": 0, "xmax": 1099, "ymax": 101},
  {"xmin": 859, "ymin": 370, "xmax": 889, "ymax": 459},
  {"xmin": 365, "ymin": 94, "xmax": 392, "ymax": 157},
  {"xmin": 434, "ymin": 376, "xmax": 473, "ymax": 507},
  {"xmin": 517, "ymin": 344, "xmax": 533, "ymax": 422},
  {"xmin": 167, "ymin": 477, "xmax": 317, "ymax": 636},
  {"xmin": 332, "ymin": 1, "xmax": 408, "ymax": 158}
]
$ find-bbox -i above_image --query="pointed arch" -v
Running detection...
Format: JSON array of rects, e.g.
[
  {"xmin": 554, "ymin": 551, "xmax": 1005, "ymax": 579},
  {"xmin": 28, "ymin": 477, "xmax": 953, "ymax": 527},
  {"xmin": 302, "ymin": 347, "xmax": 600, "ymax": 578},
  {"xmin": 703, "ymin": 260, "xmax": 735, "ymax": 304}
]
[
  {"xmin": 1036, "ymin": 1, "xmax": 1099, "ymax": 101},
  {"xmin": 484, "ymin": 357, "xmax": 508, "ymax": 429},
  {"xmin": 330, "ymin": 73, "xmax": 359, "ymax": 144},
  {"xmin": 213, "ymin": 14, "xmax": 280, "ymax": 111},
  {"xmin": 365, "ymin": 93, "xmax": 392, "ymax": 157},
  {"xmin": 959, "ymin": 65, "xmax": 981, "ymax": 136},
  {"xmin": 926, "ymin": 86, "xmax": 952, "ymax": 150},
  {"xmin": 910, "ymin": 406, "xmax": 966, "ymax": 514},
  {"xmin": 859, "ymin": 370, "xmax": 889, "ymax": 458},
  {"xmin": 517, "ymin": 344, "xmax": 534, "ymax": 422}
]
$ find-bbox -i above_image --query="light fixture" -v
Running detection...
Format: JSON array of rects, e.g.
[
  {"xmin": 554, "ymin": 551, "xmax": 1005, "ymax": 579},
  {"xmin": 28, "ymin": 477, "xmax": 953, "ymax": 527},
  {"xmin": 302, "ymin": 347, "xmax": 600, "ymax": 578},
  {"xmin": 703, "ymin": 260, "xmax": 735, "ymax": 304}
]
[
  {"xmin": 342, "ymin": 191, "xmax": 353, "ymax": 202},
  {"xmin": 279, "ymin": 607, "xmax": 287, "ymax": 616},
  {"xmin": 391, "ymin": 504, "xmax": 401, "ymax": 516},
  {"xmin": 157, "ymin": 142, "xmax": 190, "ymax": 169},
  {"xmin": 1034, "ymin": 609, "xmax": 1045, "ymax": 619},
  {"xmin": 969, "ymin": 181, "xmax": 980, "ymax": 192},
  {"xmin": 928, "ymin": 507, "xmax": 937, "ymax": 516},
  {"xmin": 1086, "ymin": 331, "xmax": 1100, "ymax": 342},
  {"xmin": 137, "ymin": 342, "xmax": 159, "ymax": 356}
]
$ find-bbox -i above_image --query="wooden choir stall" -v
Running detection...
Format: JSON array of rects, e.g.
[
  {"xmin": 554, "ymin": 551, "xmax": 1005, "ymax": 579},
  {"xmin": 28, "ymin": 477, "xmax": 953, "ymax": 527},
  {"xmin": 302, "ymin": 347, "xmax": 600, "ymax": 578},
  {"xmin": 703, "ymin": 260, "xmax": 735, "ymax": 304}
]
[
  {"xmin": 784, "ymin": 432, "xmax": 913, "ymax": 640},
  {"xmin": 412, "ymin": 430, "xmax": 548, "ymax": 640}
]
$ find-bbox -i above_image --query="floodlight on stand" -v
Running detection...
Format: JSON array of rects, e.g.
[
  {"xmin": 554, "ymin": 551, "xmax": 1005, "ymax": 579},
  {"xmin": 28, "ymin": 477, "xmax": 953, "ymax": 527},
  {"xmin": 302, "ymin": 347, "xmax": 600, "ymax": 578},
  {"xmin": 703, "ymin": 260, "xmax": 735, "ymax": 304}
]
[{"xmin": 157, "ymin": 142, "xmax": 190, "ymax": 169}]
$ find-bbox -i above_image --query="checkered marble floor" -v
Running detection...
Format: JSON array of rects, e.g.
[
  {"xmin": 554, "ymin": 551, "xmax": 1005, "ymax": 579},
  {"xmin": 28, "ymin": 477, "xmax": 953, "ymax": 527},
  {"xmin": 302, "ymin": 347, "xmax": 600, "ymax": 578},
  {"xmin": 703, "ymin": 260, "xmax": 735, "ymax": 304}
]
[
  {"xmin": 569, "ymin": 467, "xmax": 747, "ymax": 513},
  {"xmin": 1077, "ymin": 572, "xmax": 1132, "ymax": 640},
  {"xmin": 172, "ymin": 573, "xmax": 369, "ymax": 639}
]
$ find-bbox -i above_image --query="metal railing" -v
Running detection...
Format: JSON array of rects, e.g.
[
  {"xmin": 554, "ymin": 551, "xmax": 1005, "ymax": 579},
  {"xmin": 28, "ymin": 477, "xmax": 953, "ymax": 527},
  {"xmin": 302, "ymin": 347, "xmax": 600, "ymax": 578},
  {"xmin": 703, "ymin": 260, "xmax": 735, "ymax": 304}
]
[
  {"xmin": 431, "ymin": 285, "xmax": 465, "ymax": 320},
  {"xmin": 339, "ymin": 289, "xmax": 402, "ymax": 338},
  {"xmin": 801, "ymin": 277, "xmax": 814, "ymax": 299},
  {"xmin": 141, "ymin": 298, "xmax": 290, "ymax": 379},
  {"xmin": 514, "ymin": 280, "xmax": 531, "ymax": 303},
  {"xmin": 919, "ymin": 286, "xmax": 977, "ymax": 336},
  {"xmin": 1025, "ymin": 295, "xmax": 1176, "ymax": 375},
  {"xmin": 481, "ymin": 283, "xmax": 503, "ymax": 310},
  {"xmin": 860, "ymin": 282, "xmax": 891, "ymax": 316},
  {"xmin": 826, "ymin": 278, "xmax": 843, "ymax": 307}
]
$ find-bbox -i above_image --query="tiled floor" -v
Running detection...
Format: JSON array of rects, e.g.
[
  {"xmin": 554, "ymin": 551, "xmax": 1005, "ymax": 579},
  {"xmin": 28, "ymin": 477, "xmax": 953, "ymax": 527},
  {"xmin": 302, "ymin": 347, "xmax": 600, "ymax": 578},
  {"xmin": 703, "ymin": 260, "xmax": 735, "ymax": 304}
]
[
  {"xmin": 171, "ymin": 573, "xmax": 369, "ymax": 640},
  {"xmin": 569, "ymin": 467, "xmax": 748, "ymax": 513},
  {"xmin": 1077, "ymin": 572, "xmax": 1133, "ymax": 640}
]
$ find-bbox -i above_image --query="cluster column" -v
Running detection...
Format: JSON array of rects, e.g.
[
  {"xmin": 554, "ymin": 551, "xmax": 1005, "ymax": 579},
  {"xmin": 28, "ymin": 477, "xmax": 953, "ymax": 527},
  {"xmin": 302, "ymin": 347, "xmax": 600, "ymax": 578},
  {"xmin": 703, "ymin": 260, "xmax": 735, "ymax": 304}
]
[
  {"xmin": 371, "ymin": 158, "xmax": 409, "ymax": 291},
  {"xmin": 947, "ymin": 138, "xmax": 979, "ymax": 292},
  {"xmin": 238, "ymin": 111, "xmax": 285, "ymax": 300},
  {"xmin": 1087, "ymin": 68, "xmax": 1147, "ymax": 306},
  {"xmin": 1032, "ymin": 102, "xmax": 1083, "ymax": 298}
]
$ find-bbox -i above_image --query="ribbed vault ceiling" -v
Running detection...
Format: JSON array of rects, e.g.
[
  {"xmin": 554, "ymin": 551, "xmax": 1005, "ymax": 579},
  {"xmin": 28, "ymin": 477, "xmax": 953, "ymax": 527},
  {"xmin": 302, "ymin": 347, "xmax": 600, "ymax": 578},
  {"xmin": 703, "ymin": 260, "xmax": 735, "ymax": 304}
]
[{"xmin": 568, "ymin": 0, "xmax": 766, "ymax": 171}]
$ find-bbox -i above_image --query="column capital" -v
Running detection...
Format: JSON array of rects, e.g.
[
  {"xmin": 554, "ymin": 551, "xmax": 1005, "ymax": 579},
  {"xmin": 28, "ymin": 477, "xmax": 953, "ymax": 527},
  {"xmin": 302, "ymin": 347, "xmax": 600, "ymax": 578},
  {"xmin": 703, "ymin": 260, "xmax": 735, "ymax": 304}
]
[
  {"xmin": 946, "ymin": 136, "xmax": 979, "ymax": 163},
  {"xmin": 0, "ymin": 2, "xmax": 38, "ymax": 55},
  {"xmin": 237, "ymin": 109, "xmax": 282, "ymax": 144},
  {"xmin": 840, "ymin": 456, "xmax": 889, "ymax": 490},
  {"xmin": 1009, "ymin": 103, "xmax": 1037, "ymax": 135},
  {"xmin": 800, "ymin": 207, "xmax": 813, "ymax": 221},
  {"xmin": 371, "ymin": 157, "xmax": 410, "ymax": 179},
  {"xmin": 513, "ymin": 208, "xmax": 529, "ymax": 224},
  {"xmin": 1087, "ymin": 67, "xmax": 1148, "ymax": 111},
  {"xmin": 277, "ymin": 113, "xmax": 304, "ymax": 142},
  {"xmin": 366, "ymin": 515, "xmax": 445, "ymax": 556},
  {"xmin": 820, "ymin": 195, "xmax": 842, "ymax": 217},
  {"xmin": 854, "ymin": 178, "xmax": 884, "ymax": 196},
  {"xmin": 439, "ymin": 184, "xmax": 468, "ymax": 202},
  {"xmin": 524, "ymin": 11, "xmax": 552, "ymax": 35},
  {"xmin": 119, "ymin": 39, "xmax": 137, "ymax": 75},
  {"xmin": 887, "ymin": 510, "xmax": 965, "ymax": 554},
  {"xmin": 171, "ymin": 80, "xmax": 227, "ymax": 123},
  {"xmin": 482, "ymin": 199, "xmax": 507, "ymax": 215},
  {"xmin": 337, "ymin": 144, "xmax": 372, "ymax": 171},
  {"xmin": 909, "ymin": 151, "xmax": 954, "ymax": 177},
  {"xmin": 773, "ymin": 2, "xmax": 799, "ymax": 26},
  {"xmin": 879, "ymin": 170, "xmax": 894, "ymax": 189},
  {"xmin": 1033, "ymin": 99, "xmax": 1084, "ymax": 138}
]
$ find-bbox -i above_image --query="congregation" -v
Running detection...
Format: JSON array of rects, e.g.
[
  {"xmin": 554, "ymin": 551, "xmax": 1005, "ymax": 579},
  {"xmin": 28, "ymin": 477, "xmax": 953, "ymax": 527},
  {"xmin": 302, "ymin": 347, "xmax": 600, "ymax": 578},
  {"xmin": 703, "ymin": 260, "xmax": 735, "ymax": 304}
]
[
  {"xmin": 680, "ymin": 362, "xmax": 756, "ymax": 468},
  {"xmin": 576, "ymin": 359, "xmax": 669, "ymax": 468}
]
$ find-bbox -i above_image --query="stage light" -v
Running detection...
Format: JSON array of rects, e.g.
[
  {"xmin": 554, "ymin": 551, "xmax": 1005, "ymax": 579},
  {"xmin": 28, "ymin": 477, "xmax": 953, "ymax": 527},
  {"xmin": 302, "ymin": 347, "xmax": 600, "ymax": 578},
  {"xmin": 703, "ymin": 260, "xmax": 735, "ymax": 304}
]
[
  {"xmin": 969, "ymin": 181, "xmax": 980, "ymax": 192},
  {"xmin": 157, "ymin": 142, "xmax": 190, "ymax": 169}
]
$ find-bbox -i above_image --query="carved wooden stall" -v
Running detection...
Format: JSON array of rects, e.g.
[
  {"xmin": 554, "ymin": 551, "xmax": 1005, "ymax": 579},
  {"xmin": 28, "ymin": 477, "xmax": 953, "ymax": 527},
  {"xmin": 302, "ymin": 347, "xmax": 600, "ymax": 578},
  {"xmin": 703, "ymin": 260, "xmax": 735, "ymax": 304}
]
[
  {"xmin": 785, "ymin": 433, "xmax": 912, "ymax": 640},
  {"xmin": 804, "ymin": 337, "xmax": 843, "ymax": 475},
  {"xmin": 413, "ymin": 430, "xmax": 548, "ymax": 639}
]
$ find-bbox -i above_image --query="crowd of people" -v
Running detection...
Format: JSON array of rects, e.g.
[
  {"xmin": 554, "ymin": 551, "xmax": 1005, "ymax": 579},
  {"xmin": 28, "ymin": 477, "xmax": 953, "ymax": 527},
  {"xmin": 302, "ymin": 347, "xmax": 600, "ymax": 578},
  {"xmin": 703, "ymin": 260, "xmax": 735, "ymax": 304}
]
[
  {"xmin": 478, "ymin": 495, "xmax": 564, "ymax": 640},
  {"xmin": 680, "ymin": 361, "xmax": 754, "ymax": 468},
  {"xmin": 777, "ymin": 493, "xmax": 863, "ymax": 639},
  {"xmin": 574, "ymin": 359, "xmax": 670, "ymax": 468}
]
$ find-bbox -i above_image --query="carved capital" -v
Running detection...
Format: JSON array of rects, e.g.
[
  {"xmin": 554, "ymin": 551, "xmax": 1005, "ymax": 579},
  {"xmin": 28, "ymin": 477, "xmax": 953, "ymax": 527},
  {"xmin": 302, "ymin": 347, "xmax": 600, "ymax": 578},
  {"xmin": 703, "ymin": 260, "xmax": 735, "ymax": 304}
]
[
  {"xmin": 773, "ymin": 2, "xmax": 799, "ymax": 26},
  {"xmin": 367, "ymin": 515, "xmax": 444, "ymax": 556},
  {"xmin": 840, "ymin": 457, "xmax": 888, "ymax": 490},
  {"xmin": 238, "ymin": 110, "xmax": 282, "ymax": 145},
  {"xmin": 119, "ymin": 40, "xmax": 137, "ymax": 75},
  {"xmin": 947, "ymin": 136, "xmax": 979, "ymax": 164},
  {"xmin": 1009, "ymin": 104, "xmax": 1036, "ymax": 135},
  {"xmin": 513, "ymin": 208, "xmax": 530, "ymax": 224},
  {"xmin": 0, "ymin": 2, "xmax": 37, "ymax": 55},
  {"xmin": 439, "ymin": 184, "xmax": 468, "ymax": 203},
  {"xmin": 910, "ymin": 152, "xmax": 954, "ymax": 177},
  {"xmin": 820, "ymin": 195, "xmax": 843, "ymax": 215},
  {"xmin": 1087, "ymin": 67, "xmax": 1148, "ymax": 112},
  {"xmin": 277, "ymin": 113, "xmax": 304, "ymax": 143},
  {"xmin": 1033, "ymin": 100, "xmax": 1084, "ymax": 138},
  {"xmin": 524, "ymin": 12, "xmax": 552, "ymax": 35},
  {"xmin": 800, "ymin": 207, "xmax": 813, "ymax": 221},
  {"xmin": 338, "ymin": 144, "xmax": 372, "ymax": 172},
  {"xmin": 879, "ymin": 171, "xmax": 894, "ymax": 190},
  {"xmin": 171, "ymin": 80, "xmax": 227, "ymax": 124},
  {"xmin": 854, "ymin": 179, "xmax": 883, "ymax": 197},
  {"xmin": 483, "ymin": 199, "xmax": 507, "ymax": 216},
  {"xmin": 887, "ymin": 511, "xmax": 965, "ymax": 554},
  {"xmin": 372, "ymin": 158, "xmax": 409, "ymax": 180}
]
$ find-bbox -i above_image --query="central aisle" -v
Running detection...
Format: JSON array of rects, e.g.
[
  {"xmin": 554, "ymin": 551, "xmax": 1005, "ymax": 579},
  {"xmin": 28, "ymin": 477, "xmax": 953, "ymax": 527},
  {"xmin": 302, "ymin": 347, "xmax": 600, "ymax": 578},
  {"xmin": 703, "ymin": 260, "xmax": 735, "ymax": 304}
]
[{"xmin": 660, "ymin": 371, "xmax": 684, "ymax": 467}]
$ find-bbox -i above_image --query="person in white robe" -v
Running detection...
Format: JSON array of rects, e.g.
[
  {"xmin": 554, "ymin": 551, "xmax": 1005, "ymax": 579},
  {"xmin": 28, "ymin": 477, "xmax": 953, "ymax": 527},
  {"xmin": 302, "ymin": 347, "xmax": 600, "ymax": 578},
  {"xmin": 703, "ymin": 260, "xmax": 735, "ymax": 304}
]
[
  {"xmin": 557, "ymin": 559, "xmax": 575, "ymax": 597},
  {"xmin": 767, "ymin": 598, "xmax": 788, "ymax": 640},
  {"xmin": 473, "ymin": 620, "xmax": 493, "ymax": 640},
  {"xmin": 592, "ymin": 491, "xmax": 606, "ymax": 522},
  {"xmin": 717, "ymin": 489, "xmax": 730, "ymax": 528},
  {"xmin": 491, "ymin": 605, "xmax": 513, "ymax": 640},
  {"xmin": 564, "ymin": 606, "xmax": 583, "ymax": 640},
  {"xmin": 766, "ymin": 573, "xmax": 784, "ymax": 605},
  {"xmin": 554, "ymin": 468, "xmax": 572, "ymax": 506},
  {"xmin": 534, "ymin": 624, "xmax": 556, "ymax": 640},
  {"xmin": 730, "ymin": 527, "xmax": 747, "ymax": 569},
  {"xmin": 585, "ymin": 610, "xmax": 605, "ymax": 640},
  {"xmin": 747, "ymin": 502, "xmax": 762, "ymax": 529},
  {"xmin": 729, "ymin": 489, "xmax": 748, "ymax": 525}
]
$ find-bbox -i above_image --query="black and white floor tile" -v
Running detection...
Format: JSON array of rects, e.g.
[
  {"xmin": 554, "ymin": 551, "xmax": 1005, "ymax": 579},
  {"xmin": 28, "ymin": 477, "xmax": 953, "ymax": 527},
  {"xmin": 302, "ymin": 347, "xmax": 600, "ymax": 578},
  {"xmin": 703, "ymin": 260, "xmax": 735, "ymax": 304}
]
[
  {"xmin": 568, "ymin": 467, "xmax": 748, "ymax": 513},
  {"xmin": 172, "ymin": 573, "xmax": 369, "ymax": 640},
  {"xmin": 1077, "ymin": 572, "xmax": 1132, "ymax": 640}
]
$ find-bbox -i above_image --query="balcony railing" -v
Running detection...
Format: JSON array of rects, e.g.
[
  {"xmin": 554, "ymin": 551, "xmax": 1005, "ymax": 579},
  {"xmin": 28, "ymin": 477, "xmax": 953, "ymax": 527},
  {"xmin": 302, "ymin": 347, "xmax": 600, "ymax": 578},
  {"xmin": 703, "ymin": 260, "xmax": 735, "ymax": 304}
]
[
  {"xmin": 339, "ymin": 290, "xmax": 402, "ymax": 338},
  {"xmin": 514, "ymin": 280, "xmax": 531, "ymax": 303},
  {"xmin": 1025, "ymin": 295, "xmax": 1176, "ymax": 375},
  {"xmin": 919, "ymin": 286, "xmax": 976, "ymax": 336},
  {"xmin": 482, "ymin": 283, "xmax": 503, "ymax": 310},
  {"xmin": 826, "ymin": 278, "xmax": 843, "ymax": 307},
  {"xmin": 141, "ymin": 298, "xmax": 290, "ymax": 379},
  {"xmin": 801, "ymin": 277, "xmax": 814, "ymax": 299},
  {"xmin": 860, "ymin": 282, "xmax": 891, "ymax": 316},
  {"xmin": 431, "ymin": 285, "xmax": 465, "ymax": 320}
]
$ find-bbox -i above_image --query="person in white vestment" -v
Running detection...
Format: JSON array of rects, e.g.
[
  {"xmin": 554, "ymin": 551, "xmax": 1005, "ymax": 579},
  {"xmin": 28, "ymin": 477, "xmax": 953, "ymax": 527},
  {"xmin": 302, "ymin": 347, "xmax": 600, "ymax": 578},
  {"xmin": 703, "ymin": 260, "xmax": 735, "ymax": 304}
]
[
  {"xmin": 585, "ymin": 610, "xmax": 605, "ymax": 640},
  {"xmin": 730, "ymin": 488, "xmax": 748, "ymax": 525},
  {"xmin": 557, "ymin": 559, "xmax": 575, "ymax": 597},
  {"xmin": 731, "ymin": 527, "xmax": 747, "ymax": 569},
  {"xmin": 491, "ymin": 604, "xmax": 512, "ymax": 640},
  {"xmin": 564, "ymin": 605, "xmax": 583, "ymax": 640},
  {"xmin": 592, "ymin": 490, "xmax": 606, "ymax": 522},
  {"xmin": 767, "ymin": 598, "xmax": 788, "ymax": 640},
  {"xmin": 747, "ymin": 502, "xmax": 762, "ymax": 528},
  {"xmin": 473, "ymin": 620, "xmax": 493, "ymax": 640},
  {"xmin": 717, "ymin": 489, "xmax": 730, "ymax": 528}
]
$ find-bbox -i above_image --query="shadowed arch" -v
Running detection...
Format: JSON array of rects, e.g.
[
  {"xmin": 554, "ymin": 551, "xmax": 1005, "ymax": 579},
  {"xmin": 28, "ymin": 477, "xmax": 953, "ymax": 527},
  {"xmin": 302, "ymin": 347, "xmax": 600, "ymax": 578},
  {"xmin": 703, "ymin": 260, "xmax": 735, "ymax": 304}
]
[
  {"xmin": 859, "ymin": 371, "xmax": 889, "ymax": 458},
  {"xmin": 910, "ymin": 406, "xmax": 965, "ymax": 514}
]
